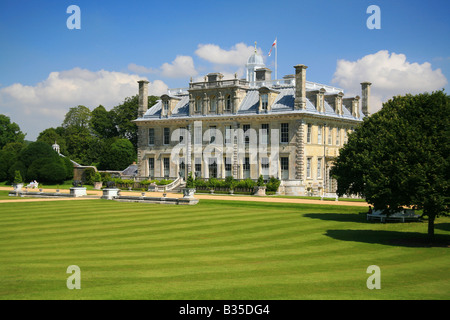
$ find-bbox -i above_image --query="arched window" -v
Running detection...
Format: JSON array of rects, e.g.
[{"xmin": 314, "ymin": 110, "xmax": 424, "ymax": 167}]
[
  {"xmin": 210, "ymin": 96, "xmax": 217, "ymax": 112},
  {"xmin": 195, "ymin": 97, "xmax": 202, "ymax": 112},
  {"xmin": 225, "ymin": 95, "xmax": 232, "ymax": 111}
]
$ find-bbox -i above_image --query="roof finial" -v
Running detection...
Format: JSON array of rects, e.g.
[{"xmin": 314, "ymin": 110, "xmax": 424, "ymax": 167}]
[{"xmin": 254, "ymin": 41, "xmax": 257, "ymax": 53}]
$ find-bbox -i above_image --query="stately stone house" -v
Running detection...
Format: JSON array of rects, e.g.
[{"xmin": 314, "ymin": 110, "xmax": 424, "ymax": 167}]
[{"xmin": 133, "ymin": 49, "xmax": 370, "ymax": 196}]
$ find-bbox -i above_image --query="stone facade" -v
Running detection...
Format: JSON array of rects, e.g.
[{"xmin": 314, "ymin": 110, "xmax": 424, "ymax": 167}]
[{"xmin": 133, "ymin": 53, "xmax": 369, "ymax": 196}]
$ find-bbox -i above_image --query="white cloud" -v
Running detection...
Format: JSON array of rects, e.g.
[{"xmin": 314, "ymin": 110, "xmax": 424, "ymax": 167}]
[
  {"xmin": 0, "ymin": 68, "xmax": 168, "ymax": 140},
  {"xmin": 130, "ymin": 56, "xmax": 198, "ymax": 79},
  {"xmin": 195, "ymin": 43, "xmax": 260, "ymax": 66},
  {"xmin": 161, "ymin": 55, "xmax": 198, "ymax": 78},
  {"xmin": 127, "ymin": 63, "xmax": 158, "ymax": 75},
  {"xmin": 332, "ymin": 50, "xmax": 448, "ymax": 114}
]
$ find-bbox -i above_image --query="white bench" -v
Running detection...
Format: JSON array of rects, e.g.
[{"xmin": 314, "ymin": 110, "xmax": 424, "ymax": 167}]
[
  {"xmin": 26, "ymin": 182, "xmax": 39, "ymax": 189},
  {"xmin": 367, "ymin": 209, "xmax": 420, "ymax": 222}
]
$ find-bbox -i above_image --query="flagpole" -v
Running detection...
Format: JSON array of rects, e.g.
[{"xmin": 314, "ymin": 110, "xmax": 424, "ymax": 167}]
[{"xmin": 275, "ymin": 38, "xmax": 277, "ymax": 80}]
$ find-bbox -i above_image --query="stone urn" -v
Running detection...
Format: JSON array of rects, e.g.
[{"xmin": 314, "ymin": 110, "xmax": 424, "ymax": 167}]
[{"xmin": 182, "ymin": 188, "xmax": 196, "ymax": 199}]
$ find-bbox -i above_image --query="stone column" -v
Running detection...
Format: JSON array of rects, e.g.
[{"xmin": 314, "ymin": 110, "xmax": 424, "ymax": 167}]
[{"xmin": 295, "ymin": 119, "xmax": 305, "ymax": 180}]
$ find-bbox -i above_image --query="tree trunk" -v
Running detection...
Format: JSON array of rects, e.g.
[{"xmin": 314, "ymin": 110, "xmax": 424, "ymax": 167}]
[{"xmin": 427, "ymin": 214, "xmax": 435, "ymax": 240}]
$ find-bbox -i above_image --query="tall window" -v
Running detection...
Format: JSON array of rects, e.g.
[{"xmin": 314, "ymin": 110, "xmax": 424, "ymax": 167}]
[
  {"xmin": 281, "ymin": 123, "xmax": 289, "ymax": 143},
  {"xmin": 179, "ymin": 127, "xmax": 186, "ymax": 144},
  {"xmin": 194, "ymin": 158, "xmax": 202, "ymax": 178},
  {"xmin": 194, "ymin": 125, "xmax": 202, "ymax": 145},
  {"xmin": 163, "ymin": 157, "xmax": 170, "ymax": 178},
  {"xmin": 243, "ymin": 157, "xmax": 250, "ymax": 179},
  {"xmin": 209, "ymin": 126, "xmax": 216, "ymax": 144},
  {"xmin": 163, "ymin": 127, "xmax": 170, "ymax": 145},
  {"xmin": 261, "ymin": 157, "xmax": 269, "ymax": 179},
  {"xmin": 317, "ymin": 158, "xmax": 322, "ymax": 178},
  {"xmin": 261, "ymin": 94, "xmax": 268, "ymax": 110},
  {"xmin": 208, "ymin": 158, "xmax": 217, "ymax": 178},
  {"xmin": 148, "ymin": 158, "xmax": 154, "ymax": 178},
  {"xmin": 225, "ymin": 125, "xmax": 232, "ymax": 145},
  {"xmin": 281, "ymin": 156, "xmax": 289, "ymax": 180},
  {"xmin": 148, "ymin": 128, "xmax": 155, "ymax": 145},
  {"xmin": 336, "ymin": 128, "xmax": 340, "ymax": 146},
  {"xmin": 243, "ymin": 124, "xmax": 250, "ymax": 144},
  {"xmin": 195, "ymin": 97, "xmax": 202, "ymax": 112},
  {"xmin": 210, "ymin": 96, "xmax": 217, "ymax": 113},
  {"xmin": 307, "ymin": 124, "xmax": 312, "ymax": 144},
  {"xmin": 318, "ymin": 125, "xmax": 323, "ymax": 145},
  {"xmin": 225, "ymin": 157, "xmax": 232, "ymax": 177},
  {"xmin": 306, "ymin": 157, "xmax": 312, "ymax": 178},
  {"xmin": 327, "ymin": 127, "xmax": 332, "ymax": 145},
  {"xmin": 261, "ymin": 124, "xmax": 269, "ymax": 144},
  {"xmin": 225, "ymin": 95, "xmax": 232, "ymax": 111}
]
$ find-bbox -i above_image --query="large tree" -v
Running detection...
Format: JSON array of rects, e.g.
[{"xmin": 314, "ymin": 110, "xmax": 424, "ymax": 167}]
[
  {"xmin": 0, "ymin": 114, "xmax": 25, "ymax": 149},
  {"xmin": 331, "ymin": 90, "xmax": 449, "ymax": 239},
  {"xmin": 111, "ymin": 95, "xmax": 159, "ymax": 150}
]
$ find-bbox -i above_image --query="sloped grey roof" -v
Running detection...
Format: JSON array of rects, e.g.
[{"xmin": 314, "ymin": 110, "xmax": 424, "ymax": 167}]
[{"xmin": 138, "ymin": 85, "xmax": 364, "ymax": 121}]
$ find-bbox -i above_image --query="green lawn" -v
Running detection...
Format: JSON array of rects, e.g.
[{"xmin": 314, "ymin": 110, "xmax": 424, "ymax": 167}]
[{"xmin": 0, "ymin": 198, "xmax": 448, "ymax": 300}]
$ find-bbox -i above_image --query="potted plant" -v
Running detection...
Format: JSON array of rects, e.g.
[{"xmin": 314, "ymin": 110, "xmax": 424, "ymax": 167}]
[
  {"xmin": 253, "ymin": 175, "xmax": 266, "ymax": 196},
  {"xmin": 93, "ymin": 172, "xmax": 103, "ymax": 190},
  {"xmin": 183, "ymin": 172, "xmax": 196, "ymax": 199},
  {"xmin": 13, "ymin": 170, "xmax": 23, "ymax": 191}
]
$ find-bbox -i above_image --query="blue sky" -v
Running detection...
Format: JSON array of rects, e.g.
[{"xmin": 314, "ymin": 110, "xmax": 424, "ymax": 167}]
[{"xmin": 0, "ymin": 0, "xmax": 449, "ymax": 140}]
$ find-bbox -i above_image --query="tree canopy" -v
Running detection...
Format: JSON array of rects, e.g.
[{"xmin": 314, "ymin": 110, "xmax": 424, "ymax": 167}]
[
  {"xmin": 0, "ymin": 114, "xmax": 25, "ymax": 149},
  {"xmin": 331, "ymin": 90, "xmax": 449, "ymax": 238}
]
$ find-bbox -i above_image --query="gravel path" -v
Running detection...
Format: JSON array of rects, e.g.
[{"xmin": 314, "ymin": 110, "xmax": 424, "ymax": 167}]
[{"xmin": 0, "ymin": 186, "xmax": 369, "ymax": 207}]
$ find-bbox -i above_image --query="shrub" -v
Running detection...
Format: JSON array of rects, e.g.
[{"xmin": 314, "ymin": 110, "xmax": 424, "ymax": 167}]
[
  {"xmin": 83, "ymin": 167, "xmax": 96, "ymax": 185},
  {"xmin": 185, "ymin": 172, "xmax": 195, "ymax": 188},
  {"xmin": 266, "ymin": 177, "xmax": 281, "ymax": 192},
  {"xmin": 257, "ymin": 175, "xmax": 265, "ymax": 187},
  {"xmin": 93, "ymin": 172, "xmax": 102, "ymax": 182},
  {"xmin": 13, "ymin": 170, "xmax": 22, "ymax": 184}
]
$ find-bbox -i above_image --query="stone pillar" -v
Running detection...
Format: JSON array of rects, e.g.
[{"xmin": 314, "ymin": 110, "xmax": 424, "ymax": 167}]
[
  {"xmin": 295, "ymin": 119, "xmax": 305, "ymax": 180},
  {"xmin": 361, "ymin": 82, "xmax": 371, "ymax": 117},
  {"xmin": 138, "ymin": 80, "xmax": 149, "ymax": 117},
  {"xmin": 232, "ymin": 122, "xmax": 239, "ymax": 179},
  {"xmin": 294, "ymin": 65, "xmax": 308, "ymax": 109},
  {"xmin": 186, "ymin": 123, "xmax": 192, "ymax": 176}
]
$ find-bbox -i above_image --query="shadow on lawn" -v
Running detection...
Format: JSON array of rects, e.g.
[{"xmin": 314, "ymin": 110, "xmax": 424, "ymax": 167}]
[
  {"xmin": 304, "ymin": 212, "xmax": 368, "ymax": 224},
  {"xmin": 325, "ymin": 229, "xmax": 450, "ymax": 248}
]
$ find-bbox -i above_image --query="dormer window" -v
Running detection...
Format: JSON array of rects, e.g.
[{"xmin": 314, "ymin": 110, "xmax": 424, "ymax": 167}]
[
  {"xmin": 258, "ymin": 87, "xmax": 279, "ymax": 113},
  {"xmin": 261, "ymin": 94, "xmax": 268, "ymax": 110},
  {"xmin": 162, "ymin": 100, "xmax": 169, "ymax": 116}
]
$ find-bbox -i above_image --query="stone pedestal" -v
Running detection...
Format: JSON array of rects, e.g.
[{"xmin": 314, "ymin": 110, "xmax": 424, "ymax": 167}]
[
  {"xmin": 253, "ymin": 186, "xmax": 266, "ymax": 196},
  {"xmin": 282, "ymin": 180, "xmax": 305, "ymax": 196},
  {"xmin": 101, "ymin": 188, "xmax": 120, "ymax": 200},
  {"xmin": 70, "ymin": 187, "xmax": 87, "ymax": 197}
]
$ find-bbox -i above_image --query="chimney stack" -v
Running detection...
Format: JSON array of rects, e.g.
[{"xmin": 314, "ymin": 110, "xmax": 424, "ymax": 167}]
[
  {"xmin": 138, "ymin": 80, "xmax": 149, "ymax": 117},
  {"xmin": 360, "ymin": 82, "xmax": 371, "ymax": 117},
  {"xmin": 294, "ymin": 64, "xmax": 308, "ymax": 109}
]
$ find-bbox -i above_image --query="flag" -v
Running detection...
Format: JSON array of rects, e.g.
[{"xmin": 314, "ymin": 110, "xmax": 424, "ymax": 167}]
[{"xmin": 268, "ymin": 38, "xmax": 277, "ymax": 56}]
